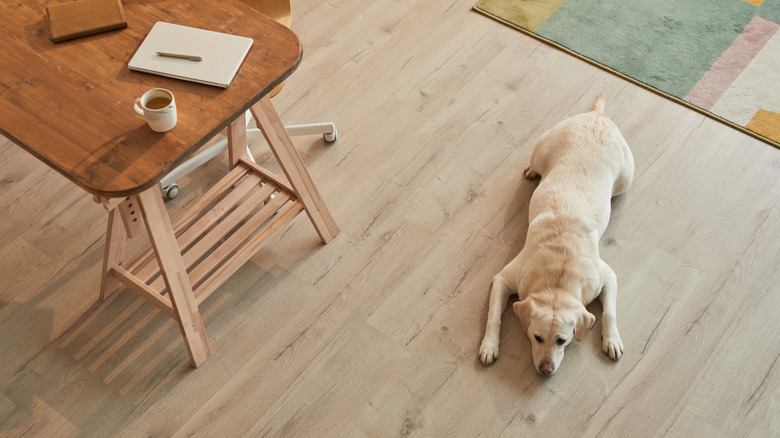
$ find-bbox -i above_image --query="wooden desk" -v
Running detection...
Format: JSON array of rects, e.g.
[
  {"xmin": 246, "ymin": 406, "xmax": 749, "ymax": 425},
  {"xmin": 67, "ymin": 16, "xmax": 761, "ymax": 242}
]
[{"xmin": 1, "ymin": 0, "xmax": 338, "ymax": 367}]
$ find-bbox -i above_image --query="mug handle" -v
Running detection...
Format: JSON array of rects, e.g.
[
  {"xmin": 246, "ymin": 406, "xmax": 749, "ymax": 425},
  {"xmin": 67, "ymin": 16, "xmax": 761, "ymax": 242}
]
[{"xmin": 133, "ymin": 98, "xmax": 144, "ymax": 115}]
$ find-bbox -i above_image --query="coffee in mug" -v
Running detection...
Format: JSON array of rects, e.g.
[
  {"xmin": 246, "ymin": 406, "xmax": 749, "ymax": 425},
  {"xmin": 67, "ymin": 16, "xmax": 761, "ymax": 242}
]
[
  {"xmin": 145, "ymin": 96, "xmax": 172, "ymax": 110},
  {"xmin": 134, "ymin": 88, "xmax": 176, "ymax": 132}
]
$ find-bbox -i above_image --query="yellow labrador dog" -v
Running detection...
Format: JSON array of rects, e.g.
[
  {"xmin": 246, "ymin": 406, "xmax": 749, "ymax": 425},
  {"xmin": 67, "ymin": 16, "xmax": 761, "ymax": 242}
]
[{"xmin": 479, "ymin": 93, "xmax": 633, "ymax": 376}]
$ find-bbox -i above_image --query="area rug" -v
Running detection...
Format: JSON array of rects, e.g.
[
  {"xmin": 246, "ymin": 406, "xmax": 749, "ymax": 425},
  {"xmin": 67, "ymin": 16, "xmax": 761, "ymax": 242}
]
[{"xmin": 473, "ymin": 0, "xmax": 780, "ymax": 149}]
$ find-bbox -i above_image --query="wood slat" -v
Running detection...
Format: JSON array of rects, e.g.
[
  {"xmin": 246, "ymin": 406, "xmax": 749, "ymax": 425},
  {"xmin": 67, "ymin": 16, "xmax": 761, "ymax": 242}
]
[
  {"xmin": 147, "ymin": 180, "xmax": 277, "ymax": 293},
  {"xmin": 173, "ymin": 174, "xmax": 261, "ymax": 251},
  {"xmin": 194, "ymin": 198, "xmax": 304, "ymax": 304},
  {"xmin": 188, "ymin": 191, "xmax": 293, "ymax": 292},
  {"xmin": 122, "ymin": 165, "xmax": 252, "ymax": 278},
  {"xmin": 172, "ymin": 164, "xmax": 251, "ymax": 234}
]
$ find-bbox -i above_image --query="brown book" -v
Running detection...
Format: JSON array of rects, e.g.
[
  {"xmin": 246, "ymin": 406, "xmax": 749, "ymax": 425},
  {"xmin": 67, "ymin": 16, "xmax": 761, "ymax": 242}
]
[{"xmin": 46, "ymin": 0, "xmax": 127, "ymax": 43}]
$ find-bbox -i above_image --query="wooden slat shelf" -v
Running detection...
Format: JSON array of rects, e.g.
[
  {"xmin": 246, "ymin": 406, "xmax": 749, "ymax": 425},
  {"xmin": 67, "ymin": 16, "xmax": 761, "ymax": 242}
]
[
  {"xmin": 95, "ymin": 96, "xmax": 338, "ymax": 367},
  {"xmin": 108, "ymin": 161, "xmax": 303, "ymax": 319}
]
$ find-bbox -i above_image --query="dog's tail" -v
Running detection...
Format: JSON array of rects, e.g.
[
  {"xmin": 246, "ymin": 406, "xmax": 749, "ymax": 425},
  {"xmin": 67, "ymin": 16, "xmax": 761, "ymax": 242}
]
[{"xmin": 590, "ymin": 92, "xmax": 605, "ymax": 113}]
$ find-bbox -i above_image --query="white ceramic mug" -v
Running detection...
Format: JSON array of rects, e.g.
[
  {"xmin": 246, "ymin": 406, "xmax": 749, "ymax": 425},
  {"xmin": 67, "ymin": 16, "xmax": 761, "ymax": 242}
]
[{"xmin": 133, "ymin": 88, "xmax": 177, "ymax": 132}]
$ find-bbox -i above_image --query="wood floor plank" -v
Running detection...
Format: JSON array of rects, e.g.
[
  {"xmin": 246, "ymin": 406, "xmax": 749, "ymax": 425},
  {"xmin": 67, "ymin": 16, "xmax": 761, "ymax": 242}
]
[
  {"xmin": 677, "ymin": 204, "xmax": 780, "ymax": 435},
  {"xmin": 664, "ymin": 409, "xmax": 731, "ymax": 438},
  {"xmin": 1, "ymin": 0, "xmax": 779, "ymax": 436}
]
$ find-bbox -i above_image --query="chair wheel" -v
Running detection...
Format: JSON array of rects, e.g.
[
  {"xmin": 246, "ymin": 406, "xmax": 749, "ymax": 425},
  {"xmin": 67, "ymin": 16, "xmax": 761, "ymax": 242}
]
[
  {"xmin": 323, "ymin": 126, "xmax": 337, "ymax": 143},
  {"xmin": 164, "ymin": 184, "xmax": 180, "ymax": 200}
]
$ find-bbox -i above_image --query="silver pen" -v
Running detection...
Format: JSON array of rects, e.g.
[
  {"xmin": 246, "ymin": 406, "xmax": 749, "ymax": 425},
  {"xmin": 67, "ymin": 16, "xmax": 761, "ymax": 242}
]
[{"xmin": 156, "ymin": 51, "xmax": 203, "ymax": 61}]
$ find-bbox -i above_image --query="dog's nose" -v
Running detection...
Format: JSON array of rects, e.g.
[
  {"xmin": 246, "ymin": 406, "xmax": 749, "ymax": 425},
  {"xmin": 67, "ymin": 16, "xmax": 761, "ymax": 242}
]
[{"xmin": 539, "ymin": 360, "xmax": 555, "ymax": 376}]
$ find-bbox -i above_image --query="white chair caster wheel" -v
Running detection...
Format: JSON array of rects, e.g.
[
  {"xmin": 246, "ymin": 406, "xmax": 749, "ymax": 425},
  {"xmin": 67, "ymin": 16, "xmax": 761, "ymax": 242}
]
[
  {"xmin": 323, "ymin": 126, "xmax": 337, "ymax": 143},
  {"xmin": 164, "ymin": 184, "xmax": 180, "ymax": 200}
]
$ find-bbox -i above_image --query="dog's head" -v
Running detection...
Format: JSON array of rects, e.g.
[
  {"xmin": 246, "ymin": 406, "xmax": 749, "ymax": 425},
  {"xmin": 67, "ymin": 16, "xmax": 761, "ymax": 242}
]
[{"xmin": 513, "ymin": 294, "xmax": 595, "ymax": 376}]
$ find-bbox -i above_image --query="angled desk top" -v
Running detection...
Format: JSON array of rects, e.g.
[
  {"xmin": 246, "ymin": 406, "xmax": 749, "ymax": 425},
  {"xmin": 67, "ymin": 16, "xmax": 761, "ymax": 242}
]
[{"xmin": 0, "ymin": 0, "xmax": 302, "ymax": 198}]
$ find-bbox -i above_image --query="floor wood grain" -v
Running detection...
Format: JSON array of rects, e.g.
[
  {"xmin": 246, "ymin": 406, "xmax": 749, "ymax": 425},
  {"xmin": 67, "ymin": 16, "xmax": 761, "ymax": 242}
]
[{"xmin": 2, "ymin": 0, "xmax": 779, "ymax": 436}]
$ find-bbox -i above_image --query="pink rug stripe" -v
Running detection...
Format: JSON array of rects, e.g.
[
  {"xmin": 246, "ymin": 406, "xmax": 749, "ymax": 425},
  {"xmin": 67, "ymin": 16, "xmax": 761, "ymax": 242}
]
[{"xmin": 685, "ymin": 16, "xmax": 778, "ymax": 110}]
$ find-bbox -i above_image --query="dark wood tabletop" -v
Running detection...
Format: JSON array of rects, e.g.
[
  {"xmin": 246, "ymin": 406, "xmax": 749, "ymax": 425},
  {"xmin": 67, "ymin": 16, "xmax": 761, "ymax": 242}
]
[{"xmin": 0, "ymin": 0, "xmax": 302, "ymax": 198}]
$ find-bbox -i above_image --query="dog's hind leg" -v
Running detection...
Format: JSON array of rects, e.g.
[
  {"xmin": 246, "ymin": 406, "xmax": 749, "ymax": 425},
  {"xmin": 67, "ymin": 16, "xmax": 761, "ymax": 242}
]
[
  {"xmin": 597, "ymin": 261, "xmax": 624, "ymax": 360},
  {"xmin": 479, "ymin": 276, "xmax": 515, "ymax": 365},
  {"xmin": 524, "ymin": 136, "xmax": 552, "ymax": 180},
  {"xmin": 524, "ymin": 120, "xmax": 568, "ymax": 180},
  {"xmin": 612, "ymin": 147, "xmax": 634, "ymax": 197}
]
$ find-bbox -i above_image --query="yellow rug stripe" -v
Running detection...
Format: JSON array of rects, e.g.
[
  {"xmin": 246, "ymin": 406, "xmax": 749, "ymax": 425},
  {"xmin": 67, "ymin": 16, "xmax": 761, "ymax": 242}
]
[
  {"xmin": 746, "ymin": 109, "xmax": 780, "ymax": 143},
  {"xmin": 474, "ymin": 0, "xmax": 568, "ymax": 31}
]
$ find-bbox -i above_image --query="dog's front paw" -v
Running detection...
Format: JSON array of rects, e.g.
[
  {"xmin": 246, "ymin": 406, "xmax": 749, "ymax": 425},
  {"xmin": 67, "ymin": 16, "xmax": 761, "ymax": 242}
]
[
  {"xmin": 524, "ymin": 166, "xmax": 539, "ymax": 180},
  {"xmin": 479, "ymin": 339, "xmax": 499, "ymax": 366},
  {"xmin": 602, "ymin": 331, "xmax": 623, "ymax": 361}
]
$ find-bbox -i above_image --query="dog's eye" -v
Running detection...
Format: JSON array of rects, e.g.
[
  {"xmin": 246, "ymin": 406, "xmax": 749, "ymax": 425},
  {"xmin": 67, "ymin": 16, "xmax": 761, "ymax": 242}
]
[
  {"xmin": 534, "ymin": 335, "xmax": 543, "ymax": 343},
  {"xmin": 556, "ymin": 338, "xmax": 566, "ymax": 346}
]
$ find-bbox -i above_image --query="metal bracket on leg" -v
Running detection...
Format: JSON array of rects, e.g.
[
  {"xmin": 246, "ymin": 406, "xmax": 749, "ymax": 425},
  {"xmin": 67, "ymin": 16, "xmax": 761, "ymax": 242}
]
[{"xmin": 158, "ymin": 110, "xmax": 337, "ymax": 199}]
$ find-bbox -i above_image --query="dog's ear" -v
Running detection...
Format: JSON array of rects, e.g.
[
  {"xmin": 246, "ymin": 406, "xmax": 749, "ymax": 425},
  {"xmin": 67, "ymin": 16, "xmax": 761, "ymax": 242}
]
[
  {"xmin": 513, "ymin": 298, "xmax": 534, "ymax": 332},
  {"xmin": 574, "ymin": 308, "xmax": 596, "ymax": 342}
]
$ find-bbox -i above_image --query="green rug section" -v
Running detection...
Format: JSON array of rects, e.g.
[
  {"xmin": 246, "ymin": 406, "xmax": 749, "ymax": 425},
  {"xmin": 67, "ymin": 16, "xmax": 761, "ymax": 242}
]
[
  {"xmin": 473, "ymin": 0, "xmax": 780, "ymax": 149},
  {"xmin": 534, "ymin": 0, "xmax": 779, "ymax": 98}
]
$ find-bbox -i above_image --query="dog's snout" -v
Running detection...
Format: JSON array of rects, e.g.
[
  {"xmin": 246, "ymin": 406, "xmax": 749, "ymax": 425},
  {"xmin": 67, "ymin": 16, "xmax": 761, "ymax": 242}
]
[{"xmin": 539, "ymin": 359, "xmax": 555, "ymax": 376}]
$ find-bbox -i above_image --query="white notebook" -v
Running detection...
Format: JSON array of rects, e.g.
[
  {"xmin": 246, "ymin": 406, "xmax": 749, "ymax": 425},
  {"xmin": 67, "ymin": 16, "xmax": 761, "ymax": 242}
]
[{"xmin": 129, "ymin": 22, "xmax": 253, "ymax": 88}]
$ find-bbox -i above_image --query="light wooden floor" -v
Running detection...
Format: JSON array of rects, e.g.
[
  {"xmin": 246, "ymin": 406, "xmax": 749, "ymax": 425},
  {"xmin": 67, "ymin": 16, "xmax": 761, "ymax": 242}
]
[{"xmin": 2, "ymin": 0, "xmax": 780, "ymax": 436}]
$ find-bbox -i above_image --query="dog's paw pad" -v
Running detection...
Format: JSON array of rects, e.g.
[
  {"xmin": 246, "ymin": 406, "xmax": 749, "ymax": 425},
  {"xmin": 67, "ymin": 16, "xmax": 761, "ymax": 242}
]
[
  {"xmin": 602, "ymin": 335, "xmax": 623, "ymax": 361},
  {"xmin": 524, "ymin": 167, "xmax": 539, "ymax": 180},
  {"xmin": 479, "ymin": 341, "xmax": 499, "ymax": 366}
]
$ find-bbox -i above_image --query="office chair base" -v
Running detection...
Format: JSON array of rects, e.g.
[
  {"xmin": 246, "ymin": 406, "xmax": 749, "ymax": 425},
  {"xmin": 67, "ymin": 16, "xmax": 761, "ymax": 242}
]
[
  {"xmin": 278, "ymin": 122, "xmax": 337, "ymax": 142},
  {"xmin": 160, "ymin": 122, "xmax": 337, "ymax": 200},
  {"xmin": 164, "ymin": 184, "xmax": 180, "ymax": 200}
]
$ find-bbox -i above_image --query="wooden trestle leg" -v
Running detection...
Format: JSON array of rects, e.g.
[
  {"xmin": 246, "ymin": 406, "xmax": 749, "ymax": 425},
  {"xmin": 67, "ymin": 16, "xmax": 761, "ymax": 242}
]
[
  {"xmin": 249, "ymin": 95, "xmax": 339, "ymax": 243},
  {"xmin": 100, "ymin": 208, "xmax": 126, "ymax": 301},
  {"xmin": 100, "ymin": 196, "xmax": 141, "ymax": 300},
  {"xmin": 95, "ymin": 98, "xmax": 338, "ymax": 369},
  {"xmin": 137, "ymin": 187, "xmax": 211, "ymax": 367}
]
